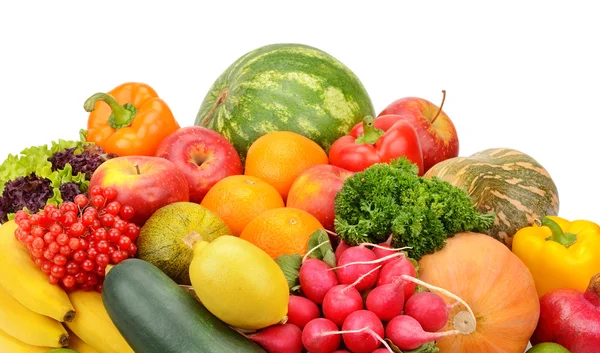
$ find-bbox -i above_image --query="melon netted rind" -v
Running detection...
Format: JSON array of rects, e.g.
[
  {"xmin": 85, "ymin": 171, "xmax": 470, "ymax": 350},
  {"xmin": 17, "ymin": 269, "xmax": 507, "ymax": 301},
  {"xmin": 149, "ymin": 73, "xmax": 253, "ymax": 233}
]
[
  {"xmin": 424, "ymin": 147, "xmax": 559, "ymax": 248},
  {"xmin": 195, "ymin": 43, "xmax": 375, "ymax": 163},
  {"xmin": 136, "ymin": 202, "xmax": 231, "ymax": 285}
]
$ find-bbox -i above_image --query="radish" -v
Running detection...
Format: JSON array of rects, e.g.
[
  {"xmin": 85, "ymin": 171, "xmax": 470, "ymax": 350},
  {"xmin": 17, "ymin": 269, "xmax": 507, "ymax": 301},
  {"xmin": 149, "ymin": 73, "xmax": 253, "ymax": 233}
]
[
  {"xmin": 386, "ymin": 315, "xmax": 460, "ymax": 350},
  {"xmin": 247, "ymin": 324, "xmax": 302, "ymax": 353},
  {"xmin": 372, "ymin": 349, "xmax": 391, "ymax": 353},
  {"xmin": 331, "ymin": 351, "xmax": 351, "ymax": 353},
  {"xmin": 287, "ymin": 295, "xmax": 321, "ymax": 329},
  {"xmin": 333, "ymin": 246, "xmax": 403, "ymax": 292},
  {"xmin": 341, "ymin": 310, "xmax": 392, "ymax": 353},
  {"xmin": 335, "ymin": 239, "xmax": 350, "ymax": 261},
  {"xmin": 404, "ymin": 291, "xmax": 456, "ymax": 332},
  {"xmin": 366, "ymin": 277, "xmax": 404, "ymax": 322},
  {"xmin": 323, "ymin": 266, "xmax": 381, "ymax": 326},
  {"xmin": 302, "ymin": 318, "xmax": 342, "ymax": 353},
  {"xmin": 299, "ymin": 258, "xmax": 338, "ymax": 304},
  {"xmin": 384, "ymin": 274, "xmax": 478, "ymax": 350},
  {"xmin": 376, "ymin": 257, "xmax": 417, "ymax": 300}
]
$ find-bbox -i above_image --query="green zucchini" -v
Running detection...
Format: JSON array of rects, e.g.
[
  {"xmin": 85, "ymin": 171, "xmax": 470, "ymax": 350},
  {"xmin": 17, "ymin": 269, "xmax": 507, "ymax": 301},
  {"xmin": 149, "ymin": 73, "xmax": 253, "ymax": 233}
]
[{"xmin": 102, "ymin": 258, "xmax": 265, "ymax": 353}]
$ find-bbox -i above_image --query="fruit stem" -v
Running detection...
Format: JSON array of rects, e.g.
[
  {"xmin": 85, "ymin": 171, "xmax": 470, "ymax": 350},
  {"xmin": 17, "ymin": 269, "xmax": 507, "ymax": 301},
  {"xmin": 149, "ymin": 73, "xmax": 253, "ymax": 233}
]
[
  {"xmin": 84, "ymin": 92, "xmax": 138, "ymax": 129},
  {"xmin": 584, "ymin": 273, "xmax": 600, "ymax": 307},
  {"xmin": 134, "ymin": 164, "xmax": 141, "ymax": 175},
  {"xmin": 430, "ymin": 90, "xmax": 446, "ymax": 124},
  {"xmin": 63, "ymin": 310, "xmax": 76, "ymax": 323},
  {"xmin": 400, "ymin": 274, "xmax": 476, "ymax": 335},
  {"xmin": 200, "ymin": 88, "xmax": 229, "ymax": 126},
  {"xmin": 355, "ymin": 116, "xmax": 385, "ymax": 144},
  {"xmin": 542, "ymin": 217, "xmax": 577, "ymax": 248}
]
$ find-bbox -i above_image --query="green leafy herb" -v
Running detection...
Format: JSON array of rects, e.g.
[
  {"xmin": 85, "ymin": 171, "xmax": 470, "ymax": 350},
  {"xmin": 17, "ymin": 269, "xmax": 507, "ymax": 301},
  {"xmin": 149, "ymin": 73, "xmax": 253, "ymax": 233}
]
[
  {"xmin": 274, "ymin": 254, "xmax": 303, "ymax": 292},
  {"xmin": 334, "ymin": 157, "xmax": 495, "ymax": 260},
  {"xmin": 275, "ymin": 228, "xmax": 337, "ymax": 293},
  {"xmin": 306, "ymin": 228, "xmax": 336, "ymax": 268},
  {"xmin": 386, "ymin": 339, "xmax": 440, "ymax": 353}
]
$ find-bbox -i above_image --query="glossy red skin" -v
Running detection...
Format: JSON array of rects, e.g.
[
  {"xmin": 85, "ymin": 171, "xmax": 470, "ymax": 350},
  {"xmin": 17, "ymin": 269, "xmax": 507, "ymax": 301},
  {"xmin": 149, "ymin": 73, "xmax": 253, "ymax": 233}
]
[
  {"xmin": 287, "ymin": 164, "xmax": 353, "ymax": 231},
  {"xmin": 377, "ymin": 258, "xmax": 417, "ymax": 302},
  {"xmin": 302, "ymin": 318, "xmax": 341, "ymax": 353},
  {"xmin": 329, "ymin": 117, "xmax": 424, "ymax": 175},
  {"xmin": 89, "ymin": 156, "xmax": 189, "ymax": 226},
  {"xmin": 404, "ymin": 291, "xmax": 448, "ymax": 332},
  {"xmin": 249, "ymin": 324, "xmax": 303, "ymax": 353},
  {"xmin": 287, "ymin": 295, "xmax": 321, "ymax": 329},
  {"xmin": 298, "ymin": 259, "xmax": 339, "ymax": 304},
  {"xmin": 341, "ymin": 310, "xmax": 385, "ymax": 353},
  {"xmin": 531, "ymin": 282, "xmax": 600, "ymax": 352},
  {"xmin": 336, "ymin": 247, "xmax": 380, "ymax": 292},
  {"xmin": 366, "ymin": 280, "xmax": 405, "ymax": 322},
  {"xmin": 322, "ymin": 284, "xmax": 364, "ymax": 327},
  {"xmin": 379, "ymin": 98, "xmax": 459, "ymax": 172},
  {"xmin": 155, "ymin": 126, "xmax": 242, "ymax": 203}
]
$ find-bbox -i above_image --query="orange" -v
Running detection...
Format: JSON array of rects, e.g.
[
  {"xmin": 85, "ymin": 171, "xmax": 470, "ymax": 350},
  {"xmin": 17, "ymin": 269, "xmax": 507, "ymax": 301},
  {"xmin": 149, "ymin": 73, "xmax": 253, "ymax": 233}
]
[
  {"xmin": 200, "ymin": 175, "xmax": 285, "ymax": 237},
  {"xmin": 244, "ymin": 131, "xmax": 329, "ymax": 201},
  {"xmin": 239, "ymin": 207, "xmax": 324, "ymax": 259}
]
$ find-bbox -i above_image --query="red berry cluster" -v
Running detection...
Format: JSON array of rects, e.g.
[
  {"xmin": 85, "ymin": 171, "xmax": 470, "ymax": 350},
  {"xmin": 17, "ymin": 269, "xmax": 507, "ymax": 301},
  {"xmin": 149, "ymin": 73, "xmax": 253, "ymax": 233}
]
[{"xmin": 13, "ymin": 185, "xmax": 139, "ymax": 292}]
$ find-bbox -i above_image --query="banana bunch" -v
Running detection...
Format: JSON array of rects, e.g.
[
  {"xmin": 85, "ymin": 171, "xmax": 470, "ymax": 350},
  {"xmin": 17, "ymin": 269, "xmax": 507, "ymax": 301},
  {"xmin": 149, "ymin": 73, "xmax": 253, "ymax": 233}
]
[{"xmin": 0, "ymin": 221, "xmax": 129, "ymax": 353}]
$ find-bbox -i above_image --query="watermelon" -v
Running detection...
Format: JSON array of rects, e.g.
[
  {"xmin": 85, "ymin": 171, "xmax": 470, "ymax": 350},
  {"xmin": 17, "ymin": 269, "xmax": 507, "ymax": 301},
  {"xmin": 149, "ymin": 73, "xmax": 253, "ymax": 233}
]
[
  {"xmin": 424, "ymin": 148, "xmax": 559, "ymax": 248},
  {"xmin": 195, "ymin": 43, "xmax": 375, "ymax": 162}
]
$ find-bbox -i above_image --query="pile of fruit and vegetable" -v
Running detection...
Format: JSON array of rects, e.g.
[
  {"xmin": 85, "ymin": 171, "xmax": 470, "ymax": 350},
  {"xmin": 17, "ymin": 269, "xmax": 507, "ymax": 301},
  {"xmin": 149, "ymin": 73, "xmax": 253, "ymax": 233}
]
[{"xmin": 1, "ymin": 43, "xmax": 598, "ymax": 353}]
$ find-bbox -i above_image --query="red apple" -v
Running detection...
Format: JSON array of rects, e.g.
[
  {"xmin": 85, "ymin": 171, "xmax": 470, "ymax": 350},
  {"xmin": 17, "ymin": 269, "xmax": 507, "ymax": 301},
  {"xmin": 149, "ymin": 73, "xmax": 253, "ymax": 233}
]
[
  {"xmin": 286, "ymin": 164, "xmax": 354, "ymax": 231},
  {"xmin": 379, "ymin": 90, "xmax": 459, "ymax": 172},
  {"xmin": 155, "ymin": 126, "xmax": 242, "ymax": 203},
  {"xmin": 89, "ymin": 156, "xmax": 189, "ymax": 226}
]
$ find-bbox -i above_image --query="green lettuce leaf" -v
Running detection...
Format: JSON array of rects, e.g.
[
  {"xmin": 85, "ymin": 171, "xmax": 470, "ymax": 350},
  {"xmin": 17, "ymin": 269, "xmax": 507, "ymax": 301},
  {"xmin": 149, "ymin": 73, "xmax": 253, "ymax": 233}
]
[{"xmin": 0, "ymin": 139, "xmax": 88, "ymax": 193}]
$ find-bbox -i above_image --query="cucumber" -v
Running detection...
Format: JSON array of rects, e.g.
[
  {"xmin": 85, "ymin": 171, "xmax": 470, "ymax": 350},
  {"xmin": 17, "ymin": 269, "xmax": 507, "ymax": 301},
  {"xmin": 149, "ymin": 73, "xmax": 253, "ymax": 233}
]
[{"xmin": 102, "ymin": 258, "xmax": 265, "ymax": 353}]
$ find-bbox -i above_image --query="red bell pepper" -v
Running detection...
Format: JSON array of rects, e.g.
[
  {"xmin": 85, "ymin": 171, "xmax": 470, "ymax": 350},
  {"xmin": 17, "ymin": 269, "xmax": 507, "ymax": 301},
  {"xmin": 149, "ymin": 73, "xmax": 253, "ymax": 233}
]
[{"xmin": 328, "ymin": 115, "xmax": 424, "ymax": 174}]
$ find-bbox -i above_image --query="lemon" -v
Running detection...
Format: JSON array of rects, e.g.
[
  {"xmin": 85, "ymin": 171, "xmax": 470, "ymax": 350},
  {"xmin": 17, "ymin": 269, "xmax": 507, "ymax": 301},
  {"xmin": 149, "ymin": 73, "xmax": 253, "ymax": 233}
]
[{"xmin": 187, "ymin": 235, "xmax": 289, "ymax": 330}]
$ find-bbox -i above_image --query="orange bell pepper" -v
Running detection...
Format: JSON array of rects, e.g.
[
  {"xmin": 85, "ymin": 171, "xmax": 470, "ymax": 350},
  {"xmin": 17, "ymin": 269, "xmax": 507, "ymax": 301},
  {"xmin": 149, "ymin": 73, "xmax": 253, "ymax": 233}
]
[{"xmin": 83, "ymin": 82, "xmax": 180, "ymax": 156}]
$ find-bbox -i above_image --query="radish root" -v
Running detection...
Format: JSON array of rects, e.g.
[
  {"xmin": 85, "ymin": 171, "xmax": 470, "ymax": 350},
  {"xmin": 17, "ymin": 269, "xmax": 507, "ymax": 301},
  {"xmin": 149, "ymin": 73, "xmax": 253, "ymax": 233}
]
[
  {"xmin": 343, "ymin": 265, "xmax": 382, "ymax": 293},
  {"xmin": 360, "ymin": 243, "xmax": 412, "ymax": 252},
  {"xmin": 319, "ymin": 327, "xmax": 393, "ymax": 353},
  {"xmin": 328, "ymin": 252, "xmax": 405, "ymax": 271},
  {"xmin": 302, "ymin": 240, "xmax": 331, "ymax": 263},
  {"xmin": 400, "ymin": 275, "xmax": 477, "ymax": 335}
]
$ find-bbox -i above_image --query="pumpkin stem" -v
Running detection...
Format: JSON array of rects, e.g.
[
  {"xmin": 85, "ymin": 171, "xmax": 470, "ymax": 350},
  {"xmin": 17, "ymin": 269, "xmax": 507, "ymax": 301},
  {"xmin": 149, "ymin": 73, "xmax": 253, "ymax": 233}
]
[
  {"xmin": 584, "ymin": 273, "xmax": 600, "ymax": 307},
  {"xmin": 302, "ymin": 240, "xmax": 331, "ymax": 263},
  {"xmin": 430, "ymin": 90, "xmax": 446, "ymax": 124},
  {"xmin": 355, "ymin": 116, "xmax": 385, "ymax": 144},
  {"xmin": 400, "ymin": 275, "xmax": 476, "ymax": 334},
  {"xmin": 542, "ymin": 217, "xmax": 577, "ymax": 248}
]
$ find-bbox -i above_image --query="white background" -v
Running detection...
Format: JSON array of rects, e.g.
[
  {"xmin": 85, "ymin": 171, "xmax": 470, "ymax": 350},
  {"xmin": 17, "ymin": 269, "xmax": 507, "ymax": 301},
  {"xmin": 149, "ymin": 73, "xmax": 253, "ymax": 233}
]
[{"xmin": 1, "ymin": 0, "xmax": 598, "ymax": 227}]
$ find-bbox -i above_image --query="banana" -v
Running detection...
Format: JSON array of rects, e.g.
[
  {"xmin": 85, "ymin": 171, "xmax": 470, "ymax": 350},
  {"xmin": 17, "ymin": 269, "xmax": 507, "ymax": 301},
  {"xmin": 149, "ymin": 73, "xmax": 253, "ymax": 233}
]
[
  {"xmin": 0, "ymin": 221, "xmax": 76, "ymax": 322},
  {"xmin": 65, "ymin": 290, "xmax": 134, "ymax": 353},
  {"xmin": 0, "ymin": 327, "xmax": 52, "ymax": 353},
  {"xmin": 66, "ymin": 328, "xmax": 100, "ymax": 353},
  {"xmin": 0, "ymin": 283, "xmax": 69, "ymax": 348}
]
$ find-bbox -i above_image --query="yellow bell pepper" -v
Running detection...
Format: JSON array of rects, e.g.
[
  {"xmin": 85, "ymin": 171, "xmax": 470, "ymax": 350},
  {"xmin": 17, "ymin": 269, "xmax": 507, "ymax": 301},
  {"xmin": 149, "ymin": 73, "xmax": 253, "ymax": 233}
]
[{"xmin": 512, "ymin": 215, "xmax": 600, "ymax": 297}]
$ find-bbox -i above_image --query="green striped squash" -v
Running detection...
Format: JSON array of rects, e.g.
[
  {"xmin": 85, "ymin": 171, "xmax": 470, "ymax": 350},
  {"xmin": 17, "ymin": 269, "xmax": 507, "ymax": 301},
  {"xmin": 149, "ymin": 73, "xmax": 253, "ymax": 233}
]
[
  {"xmin": 194, "ymin": 43, "xmax": 375, "ymax": 162},
  {"xmin": 424, "ymin": 148, "xmax": 559, "ymax": 248}
]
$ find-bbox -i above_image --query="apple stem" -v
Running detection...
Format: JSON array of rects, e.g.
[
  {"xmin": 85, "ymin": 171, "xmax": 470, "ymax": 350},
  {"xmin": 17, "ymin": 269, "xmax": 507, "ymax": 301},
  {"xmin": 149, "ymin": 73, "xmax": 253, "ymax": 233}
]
[
  {"xmin": 134, "ymin": 164, "xmax": 141, "ymax": 175},
  {"xmin": 430, "ymin": 90, "xmax": 447, "ymax": 124}
]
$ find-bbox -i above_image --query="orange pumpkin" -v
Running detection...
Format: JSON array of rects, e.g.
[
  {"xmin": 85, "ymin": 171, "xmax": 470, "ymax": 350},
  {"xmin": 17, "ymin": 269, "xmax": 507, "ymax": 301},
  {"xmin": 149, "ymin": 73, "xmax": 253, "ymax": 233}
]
[{"xmin": 418, "ymin": 232, "xmax": 540, "ymax": 353}]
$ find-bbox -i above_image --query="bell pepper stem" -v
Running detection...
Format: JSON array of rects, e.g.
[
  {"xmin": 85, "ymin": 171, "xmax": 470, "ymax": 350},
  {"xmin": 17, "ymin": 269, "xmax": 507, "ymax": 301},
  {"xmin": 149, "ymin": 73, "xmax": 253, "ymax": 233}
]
[
  {"xmin": 542, "ymin": 217, "xmax": 577, "ymax": 247},
  {"xmin": 355, "ymin": 116, "xmax": 385, "ymax": 144},
  {"xmin": 83, "ymin": 93, "xmax": 138, "ymax": 129}
]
